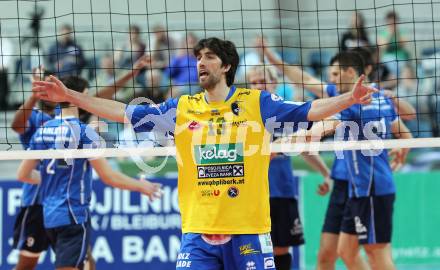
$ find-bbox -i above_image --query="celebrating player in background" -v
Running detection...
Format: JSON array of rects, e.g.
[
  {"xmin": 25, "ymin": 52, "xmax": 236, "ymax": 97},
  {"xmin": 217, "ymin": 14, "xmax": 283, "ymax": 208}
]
[
  {"xmin": 260, "ymin": 41, "xmax": 413, "ymax": 270},
  {"xmin": 310, "ymin": 52, "xmax": 412, "ymax": 270},
  {"xmin": 32, "ymin": 37, "xmax": 376, "ymax": 270},
  {"xmin": 248, "ymin": 65, "xmax": 331, "ymax": 270},
  {"xmin": 10, "ymin": 67, "xmax": 56, "ymax": 270},
  {"xmin": 18, "ymin": 76, "xmax": 162, "ymax": 270}
]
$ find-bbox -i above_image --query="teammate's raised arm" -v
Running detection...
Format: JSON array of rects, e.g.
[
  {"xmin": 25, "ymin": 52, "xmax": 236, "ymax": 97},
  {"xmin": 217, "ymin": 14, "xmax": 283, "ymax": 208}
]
[
  {"xmin": 94, "ymin": 54, "xmax": 152, "ymax": 100},
  {"xmin": 11, "ymin": 67, "xmax": 47, "ymax": 134},
  {"xmin": 33, "ymin": 76, "xmax": 127, "ymax": 123},
  {"xmin": 257, "ymin": 37, "xmax": 327, "ymax": 98}
]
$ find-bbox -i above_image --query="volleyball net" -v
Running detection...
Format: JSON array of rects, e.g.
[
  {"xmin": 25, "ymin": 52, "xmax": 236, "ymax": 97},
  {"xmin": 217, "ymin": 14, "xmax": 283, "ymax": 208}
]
[{"xmin": 0, "ymin": 0, "xmax": 439, "ymax": 162}]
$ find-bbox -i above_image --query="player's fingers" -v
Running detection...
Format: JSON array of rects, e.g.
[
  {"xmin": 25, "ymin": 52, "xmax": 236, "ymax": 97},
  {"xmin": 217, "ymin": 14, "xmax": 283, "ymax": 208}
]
[
  {"xmin": 49, "ymin": 75, "xmax": 63, "ymax": 88},
  {"xmin": 32, "ymin": 85, "xmax": 50, "ymax": 93},
  {"xmin": 354, "ymin": 74, "xmax": 365, "ymax": 89},
  {"xmin": 32, "ymin": 80, "xmax": 51, "ymax": 87},
  {"xmin": 367, "ymin": 86, "xmax": 378, "ymax": 93}
]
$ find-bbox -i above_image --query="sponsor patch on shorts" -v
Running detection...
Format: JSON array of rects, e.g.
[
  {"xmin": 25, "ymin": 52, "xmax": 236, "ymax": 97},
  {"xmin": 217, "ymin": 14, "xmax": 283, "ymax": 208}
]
[{"xmin": 258, "ymin": 233, "xmax": 273, "ymax": 254}]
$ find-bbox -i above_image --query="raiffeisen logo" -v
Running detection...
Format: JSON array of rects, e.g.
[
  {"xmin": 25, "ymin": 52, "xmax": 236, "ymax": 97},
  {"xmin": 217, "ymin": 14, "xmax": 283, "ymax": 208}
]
[{"xmin": 195, "ymin": 143, "xmax": 244, "ymax": 164}]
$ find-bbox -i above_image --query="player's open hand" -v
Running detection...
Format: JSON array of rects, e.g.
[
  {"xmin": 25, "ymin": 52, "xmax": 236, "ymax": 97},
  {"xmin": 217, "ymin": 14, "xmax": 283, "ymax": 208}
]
[
  {"xmin": 351, "ymin": 75, "xmax": 378, "ymax": 105},
  {"xmin": 140, "ymin": 179, "xmax": 163, "ymax": 201},
  {"xmin": 32, "ymin": 75, "xmax": 69, "ymax": 103},
  {"xmin": 389, "ymin": 148, "xmax": 410, "ymax": 171}
]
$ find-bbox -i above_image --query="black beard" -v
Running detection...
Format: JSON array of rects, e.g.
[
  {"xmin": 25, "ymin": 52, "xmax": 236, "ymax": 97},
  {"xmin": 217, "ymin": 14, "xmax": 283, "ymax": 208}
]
[{"xmin": 199, "ymin": 74, "xmax": 220, "ymax": 90}]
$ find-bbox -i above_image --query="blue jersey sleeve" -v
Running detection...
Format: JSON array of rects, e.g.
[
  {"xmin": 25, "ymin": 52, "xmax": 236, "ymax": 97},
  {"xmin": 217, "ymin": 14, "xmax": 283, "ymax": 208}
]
[
  {"xmin": 325, "ymin": 84, "xmax": 339, "ymax": 97},
  {"xmin": 125, "ymin": 98, "xmax": 178, "ymax": 135},
  {"xmin": 81, "ymin": 124, "xmax": 106, "ymax": 149},
  {"xmin": 259, "ymin": 91, "xmax": 311, "ymax": 133}
]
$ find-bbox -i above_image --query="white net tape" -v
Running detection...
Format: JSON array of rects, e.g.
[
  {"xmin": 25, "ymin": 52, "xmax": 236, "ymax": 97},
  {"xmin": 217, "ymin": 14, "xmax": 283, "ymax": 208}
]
[{"xmin": 0, "ymin": 137, "xmax": 437, "ymax": 161}]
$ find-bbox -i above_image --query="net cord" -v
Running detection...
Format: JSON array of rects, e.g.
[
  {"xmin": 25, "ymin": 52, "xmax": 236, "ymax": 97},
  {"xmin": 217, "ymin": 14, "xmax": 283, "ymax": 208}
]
[{"xmin": 0, "ymin": 137, "xmax": 438, "ymax": 161}]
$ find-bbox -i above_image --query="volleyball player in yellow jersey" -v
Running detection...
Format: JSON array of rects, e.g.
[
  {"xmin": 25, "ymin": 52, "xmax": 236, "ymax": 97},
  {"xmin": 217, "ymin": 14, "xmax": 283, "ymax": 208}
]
[{"xmin": 33, "ymin": 37, "xmax": 377, "ymax": 270}]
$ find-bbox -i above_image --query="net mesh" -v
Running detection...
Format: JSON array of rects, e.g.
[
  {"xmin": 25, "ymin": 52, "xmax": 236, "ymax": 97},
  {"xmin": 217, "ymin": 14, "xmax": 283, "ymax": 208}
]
[{"xmin": 0, "ymin": 0, "xmax": 438, "ymax": 158}]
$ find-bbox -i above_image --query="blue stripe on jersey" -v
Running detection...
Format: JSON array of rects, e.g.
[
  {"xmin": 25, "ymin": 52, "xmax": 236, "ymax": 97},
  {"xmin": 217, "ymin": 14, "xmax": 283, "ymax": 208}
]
[
  {"xmin": 20, "ymin": 109, "xmax": 53, "ymax": 207},
  {"xmin": 29, "ymin": 117, "xmax": 98, "ymax": 228},
  {"xmin": 337, "ymin": 92, "xmax": 398, "ymax": 197},
  {"xmin": 268, "ymin": 154, "xmax": 298, "ymax": 198}
]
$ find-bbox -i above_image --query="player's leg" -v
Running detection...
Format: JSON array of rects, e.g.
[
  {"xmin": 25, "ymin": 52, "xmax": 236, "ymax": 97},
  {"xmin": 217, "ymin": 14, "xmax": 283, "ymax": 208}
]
[
  {"xmin": 316, "ymin": 180, "xmax": 348, "ymax": 270},
  {"xmin": 13, "ymin": 205, "xmax": 50, "ymax": 270},
  {"xmin": 81, "ymin": 245, "xmax": 96, "ymax": 270},
  {"xmin": 176, "ymin": 233, "xmax": 223, "ymax": 270},
  {"xmin": 47, "ymin": 221, "xmax": 91, "ymax": 270},
  {"xmin": 364, "ymin": 243, "xmax": 395, "ymax": 270},
  {"xmin": 316, "ymin": 233, "xmax": 339, "ymax": 270},
  {"xmin": 362, "ymin": 194, "xmax": 396, "ymax": 270},
  {"xmin": 337, "ymin": 197, "xmax": 369, "ymax": 270},
  {"xmin": 226, "ymin": 233, "xmax": 275, "ymax": 270},
  {"xmin": 15, "ymin": 253, "xmax": 40, "ymax": 270}
]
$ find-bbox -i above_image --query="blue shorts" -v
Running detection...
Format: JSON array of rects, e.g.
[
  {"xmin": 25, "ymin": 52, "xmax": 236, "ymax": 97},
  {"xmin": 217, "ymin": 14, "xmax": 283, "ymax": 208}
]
[
  {"xmin": 322, "ymin": 180, "xmax": 349, "ymax": 234},
  {"xmin": 46, "ymin": 221, "xmax": 91, "ymax": 269},
  {"xmin": 177, "ymin": 233, "xmax": 275, "ymax": 270},
  {"xmin": 341, "ymin": 194, "xmax": 395, "ymax": 245}
]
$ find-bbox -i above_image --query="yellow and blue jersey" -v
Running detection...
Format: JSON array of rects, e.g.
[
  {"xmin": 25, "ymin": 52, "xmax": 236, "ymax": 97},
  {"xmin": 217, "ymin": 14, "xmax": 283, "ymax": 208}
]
[
  {"xmin": 29, "ymin": 117, "xmax": 101, "ymax": 228},
  {"xmin": 127, "ymin": 86, "xmax": 311, "ymax": 234}
]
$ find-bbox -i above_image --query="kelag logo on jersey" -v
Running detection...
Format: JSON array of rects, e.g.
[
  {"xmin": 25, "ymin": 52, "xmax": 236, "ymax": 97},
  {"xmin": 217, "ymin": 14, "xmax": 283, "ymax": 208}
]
[{"xmin": 194, "ymin": 143, "xmax": 243, "ymax": 164}]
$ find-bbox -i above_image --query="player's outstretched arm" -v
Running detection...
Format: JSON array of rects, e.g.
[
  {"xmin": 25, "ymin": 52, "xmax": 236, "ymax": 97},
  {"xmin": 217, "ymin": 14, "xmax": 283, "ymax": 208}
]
[
  {"xmin": 33, "ymin": 76, "xmax": 127, "ymax": 123},
  {"xmin": 90, "ymin": 158, "xmax": 162, "ymax": 201},
  {"xmin": 17, "ymin": 159, "xmax": 40, "ymax": 184},
  {"xmin": 307, "ymin": 75, "xmax": 377, "ymax": 121},
  {"xmin": 94, "ymin": 55, "xmax": 151, "ymax": 100},
  {"xmin": 258, "ymin": 38, "xmax": 327, "ymax": 98}
]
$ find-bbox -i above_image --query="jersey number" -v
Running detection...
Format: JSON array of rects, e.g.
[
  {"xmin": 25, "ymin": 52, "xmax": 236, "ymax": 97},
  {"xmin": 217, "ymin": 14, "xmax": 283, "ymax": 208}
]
[
  {"xmin": 208, "ymin": 117, "xmax": 225, "ymax": 135},
  {"xmin": 46, "ymin": 158, "xmax": 56, "ymax": 175}
]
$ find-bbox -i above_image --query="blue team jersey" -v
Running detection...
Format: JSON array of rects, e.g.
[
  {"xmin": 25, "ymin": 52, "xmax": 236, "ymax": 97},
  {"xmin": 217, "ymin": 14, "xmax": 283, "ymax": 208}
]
[
  {"xmin": 268, "ymin": 154, "xmax": 298, "ymax": 198},
  {"xmin": 29, "ymin": 116, "xmax": 101, "ymax": 228},
  {"xmin": 324, "ymin": 84, "xmax": 349, "ymax": 181},
  {"xmin": 126, "ymin": 85, "xmax": 311, "ymax": 135},
  {"xmin": 19, "ymin": 108, "xmax": 53, "ymax": 207},
  {"xmin": 336, "ymin": 91, "xmax": 398, "ymax": 197}
]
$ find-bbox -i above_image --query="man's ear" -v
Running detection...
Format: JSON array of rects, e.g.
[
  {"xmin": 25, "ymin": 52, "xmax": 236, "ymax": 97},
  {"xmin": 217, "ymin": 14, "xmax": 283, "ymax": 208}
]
[
  {"xmin": 223, "ymin": 64, "xmax": 231, "ymax": 73},
  {"xmin": 347, "ymin": 66, "xmax": 357, "ymax": 79}
]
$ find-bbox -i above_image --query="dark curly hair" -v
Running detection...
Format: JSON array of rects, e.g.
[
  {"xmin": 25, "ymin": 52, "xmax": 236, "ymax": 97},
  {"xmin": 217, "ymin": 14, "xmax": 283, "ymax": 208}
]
[{"xmin": 193, "ymin": 37, "xmax": 239, "ymax": 87}]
